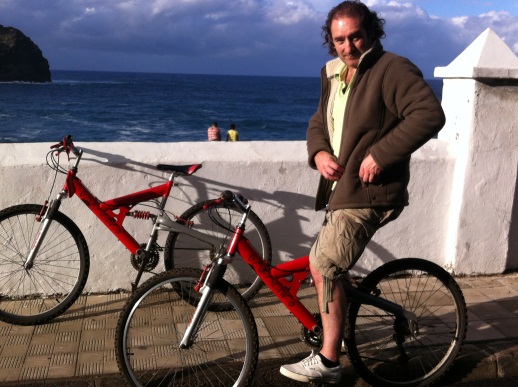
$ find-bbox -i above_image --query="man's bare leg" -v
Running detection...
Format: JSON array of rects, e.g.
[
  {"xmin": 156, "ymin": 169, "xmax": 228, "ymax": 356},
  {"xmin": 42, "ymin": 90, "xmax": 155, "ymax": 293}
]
[
  {"xmin": 310, "ymin": 262, "xmax": 348, "ymax": 363},
  {"xmin": 279, "ymin": 263, "xmax": 346, "ymax": 384}
]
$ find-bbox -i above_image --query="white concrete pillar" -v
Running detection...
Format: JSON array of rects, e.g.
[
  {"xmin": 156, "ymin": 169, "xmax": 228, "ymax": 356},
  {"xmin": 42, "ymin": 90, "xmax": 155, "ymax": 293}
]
[{"xmin": 435, "ymin": 28, "xmax": 518, "ymax": 274}]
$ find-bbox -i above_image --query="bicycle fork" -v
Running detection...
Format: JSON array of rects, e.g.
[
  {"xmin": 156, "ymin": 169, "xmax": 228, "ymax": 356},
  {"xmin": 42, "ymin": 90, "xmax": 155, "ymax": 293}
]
[
  {"xmin": 24, "ymin": 192, "xmax": 66, "ymax": 270},
  {"xmin": 179, "ymin": 260, "xmax": 228, "ymax": 349}
]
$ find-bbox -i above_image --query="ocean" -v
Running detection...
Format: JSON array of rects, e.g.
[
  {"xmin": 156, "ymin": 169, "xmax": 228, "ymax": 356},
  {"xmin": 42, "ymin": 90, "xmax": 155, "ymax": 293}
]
[{"xmin": 0, "ymin": 70, "xmax": 442, "ymax": 143}]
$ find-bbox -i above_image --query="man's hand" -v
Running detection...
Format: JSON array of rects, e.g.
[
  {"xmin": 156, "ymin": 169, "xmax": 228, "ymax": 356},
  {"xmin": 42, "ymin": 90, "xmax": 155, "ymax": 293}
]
[
  {"xmin": 315, "ymin": 151, "xmax": 344, "ymax": 181},
  {"xmin": 359, "ymin": 154, "xmax": 381, "ymax": 183}
]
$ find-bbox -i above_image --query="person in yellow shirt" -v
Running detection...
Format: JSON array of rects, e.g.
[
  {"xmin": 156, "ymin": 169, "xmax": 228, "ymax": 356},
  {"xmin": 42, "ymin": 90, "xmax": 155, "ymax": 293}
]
[{"xmin": 226, "ymin": 123, "xmax": 239, "ymax": 142}]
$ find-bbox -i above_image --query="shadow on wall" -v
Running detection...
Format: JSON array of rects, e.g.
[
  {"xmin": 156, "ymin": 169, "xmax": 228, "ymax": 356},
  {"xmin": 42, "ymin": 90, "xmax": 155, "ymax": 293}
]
[
  {"xmin": 78, "ymin": 146, "xmax": 406, "ymax": 273},
  {"xmin": 80, "ymin": 146, "xmax": 319, "ymax": 264}
]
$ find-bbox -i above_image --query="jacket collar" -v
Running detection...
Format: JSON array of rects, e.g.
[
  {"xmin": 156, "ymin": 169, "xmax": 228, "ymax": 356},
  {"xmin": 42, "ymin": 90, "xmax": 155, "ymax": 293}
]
[{"xmin": 324, "ymin": 40, "xmax": 384, "ymax": 79}]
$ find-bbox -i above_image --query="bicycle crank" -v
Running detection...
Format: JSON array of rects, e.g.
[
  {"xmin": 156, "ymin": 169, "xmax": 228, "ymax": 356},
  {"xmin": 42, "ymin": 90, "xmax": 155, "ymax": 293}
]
[
  {"xmin": 130, "ymin": 243, "xmax": 161, "ymax": 272},
  {"xmin": 301, "ymin": 313, "xmax": 323, "ymax": 349}
]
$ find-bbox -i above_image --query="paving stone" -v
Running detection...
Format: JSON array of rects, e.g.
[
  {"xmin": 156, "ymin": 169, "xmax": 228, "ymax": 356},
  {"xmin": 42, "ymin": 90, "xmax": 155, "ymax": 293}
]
[{"xmin": 0, "ymin": 274, "xmax": 517, "ymax": 386}]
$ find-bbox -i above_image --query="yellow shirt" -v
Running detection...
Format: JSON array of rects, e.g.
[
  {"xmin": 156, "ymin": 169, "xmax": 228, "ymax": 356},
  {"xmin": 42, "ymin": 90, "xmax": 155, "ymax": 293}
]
[
  {"xmin": 332, "ymin": 63, "xmax": 356, "ymax": 158},
  {"xmin": 331, "ymin": 64, "xmax": 356, "ymax": 189},
  {"xmin": 226, "ymin": 129, "xmax": 239, "ymax": 141}
]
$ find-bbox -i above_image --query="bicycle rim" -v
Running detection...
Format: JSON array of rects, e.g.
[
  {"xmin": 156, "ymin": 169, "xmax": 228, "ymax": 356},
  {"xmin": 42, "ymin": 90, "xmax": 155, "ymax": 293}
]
[
  {"xmin": 116, "ymin": 268, "xmax": 259, "ymax": 387},
  {"xmin": 346, "ymin": 258, "xmax": 467, "ymax": 387},
  {"xmin": 164, "ymin": 200, "xmax": 272, "ymax": 308},
  {"xmin": 0, "ymin": 204, "xmax": 89, "ymax": 325}
]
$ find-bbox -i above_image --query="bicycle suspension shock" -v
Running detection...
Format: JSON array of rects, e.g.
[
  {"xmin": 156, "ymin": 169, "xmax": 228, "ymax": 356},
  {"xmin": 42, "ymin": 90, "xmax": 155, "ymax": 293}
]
[
  {"xmin": 179, "ymin": 261, "xmax": 228, "ymax": 349},
  {"xmin": 25, "ymin": 194, "xmax": 65, "ymax": 269},
  {"xmin": 128, "ymin": 211, "xmax": 155, "ymax": 220}
]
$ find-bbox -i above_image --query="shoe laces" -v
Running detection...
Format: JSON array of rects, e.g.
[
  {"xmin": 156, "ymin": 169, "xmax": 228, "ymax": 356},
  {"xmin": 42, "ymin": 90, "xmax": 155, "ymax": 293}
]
[{"xmin": 301, "ymin": 350, "xmax": 320, "ymax": 367}]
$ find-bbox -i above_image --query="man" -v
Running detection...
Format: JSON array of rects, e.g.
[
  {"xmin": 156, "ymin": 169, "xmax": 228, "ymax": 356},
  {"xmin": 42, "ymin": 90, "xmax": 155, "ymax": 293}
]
[{"xmin": 280, "ymin": 1, "xmax": 445, "ymax": 384}]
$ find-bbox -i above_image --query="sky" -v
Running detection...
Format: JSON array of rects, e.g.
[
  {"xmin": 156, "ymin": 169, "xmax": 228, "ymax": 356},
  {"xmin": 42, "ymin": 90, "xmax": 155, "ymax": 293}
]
[{"xmin": 1, "ymin": 0, "xmax": 517, "ymax": 79}]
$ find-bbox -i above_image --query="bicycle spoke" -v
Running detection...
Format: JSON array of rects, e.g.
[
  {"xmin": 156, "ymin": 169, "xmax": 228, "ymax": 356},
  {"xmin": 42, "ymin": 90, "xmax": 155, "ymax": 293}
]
[
  {"xmin": 164, "ymin": 200, "xmax": 272, "ymax": 310},
  {"xmin": 116, "ymin": 269, "xmax": 258, "ymax": 386},
  {"xmin": 0, "ymin": 204, "xmax": 89, "ymax": 324},
  {"xmin": 346, "ymin": 258, "xmax": 467, "ymax": 386}
]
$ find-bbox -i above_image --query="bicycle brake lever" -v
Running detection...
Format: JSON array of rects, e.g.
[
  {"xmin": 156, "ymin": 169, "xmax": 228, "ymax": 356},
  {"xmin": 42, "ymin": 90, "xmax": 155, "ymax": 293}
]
[{"xmin": 235, "ymin": 194, "xmax": 248, "ymax": 205}]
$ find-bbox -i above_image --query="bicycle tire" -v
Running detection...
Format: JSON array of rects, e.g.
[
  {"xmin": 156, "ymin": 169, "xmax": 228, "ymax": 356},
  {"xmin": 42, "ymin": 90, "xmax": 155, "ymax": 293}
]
[
  {"xmin": 115, "ymin": 268, "xmax": 259, "ymax": 387},
  {"xmin": 164, "ymin": 200, "xmax": 272, "ymax": 310},
  {"xmin": 345, "ymin": 258, "xmax": 467, "ymax": 387},
  {"xmin": 0, "ymin": 204, "xmax": 90, "ymax": 325}
]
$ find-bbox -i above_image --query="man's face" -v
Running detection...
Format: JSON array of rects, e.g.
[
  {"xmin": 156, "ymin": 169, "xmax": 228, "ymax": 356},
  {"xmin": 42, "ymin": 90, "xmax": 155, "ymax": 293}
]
[{"xmin": 331, "ymin": 16, "xmax": 373, "ymax": 69}]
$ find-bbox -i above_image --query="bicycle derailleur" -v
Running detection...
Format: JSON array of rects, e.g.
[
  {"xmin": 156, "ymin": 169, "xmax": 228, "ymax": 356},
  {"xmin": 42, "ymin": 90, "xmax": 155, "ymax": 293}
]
[{"xmin": 130, "ymin": 243, "xmax": 162, "ymax": 272}]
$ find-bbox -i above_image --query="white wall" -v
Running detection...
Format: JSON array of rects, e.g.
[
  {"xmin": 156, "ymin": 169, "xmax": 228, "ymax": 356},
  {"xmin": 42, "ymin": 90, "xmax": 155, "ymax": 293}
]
[
  {"xmin": 3, "ymin": 29, "xmax": 518, "ymax": 292},
  {"xmin": 0, "ymin": 140, "xmax": 458, "ymax": 292}
]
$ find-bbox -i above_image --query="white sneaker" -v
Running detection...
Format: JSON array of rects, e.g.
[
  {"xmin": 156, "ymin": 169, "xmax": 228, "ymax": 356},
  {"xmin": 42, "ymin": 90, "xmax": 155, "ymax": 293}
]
[{"xmin": 280, "ymin": 351, "xmax": 343, "ymax": 384}]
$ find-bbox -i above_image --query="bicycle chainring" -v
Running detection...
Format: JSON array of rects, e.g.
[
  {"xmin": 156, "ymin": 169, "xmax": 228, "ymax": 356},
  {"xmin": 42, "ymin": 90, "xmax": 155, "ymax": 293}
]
[
  {"xmin": 130, "ymin": 243, "xmax": 161, "ymax": 272},
  {"xmin": 300, "ymin": 313, "xmax": 323, "ymax": 349}
]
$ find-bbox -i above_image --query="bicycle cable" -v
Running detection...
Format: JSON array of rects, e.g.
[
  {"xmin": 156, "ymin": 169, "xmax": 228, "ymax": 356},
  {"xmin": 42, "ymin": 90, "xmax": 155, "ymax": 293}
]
[
  {"xmin": 46, "ymin": 149, "xmax": 67, "ymax": 175},
  {"xmin": 207, "ymin": 207, "xmax": 232, "ymax": 256},
  {"xmin": 208, "ymin": 206, "xmax": 234, "ymax": 233},
  {"xmin": 43, "ymin": 150, "xmax": 65, "ymax": 204}
]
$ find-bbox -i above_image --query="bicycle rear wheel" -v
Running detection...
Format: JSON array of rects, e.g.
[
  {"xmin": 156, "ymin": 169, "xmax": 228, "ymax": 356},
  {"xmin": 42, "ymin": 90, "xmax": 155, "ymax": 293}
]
[
  {"xmin": 345, "ymin": 258, "xmax": 467, "ymax": 387},
  {"xmin": 164, "ymin": 200, "xmax": 272, "ymax": 309},
  {"xmin": 115, "ymin": 268, "xmax": 259, "ymax": 387},
  {"xmin": 0, "ymin": 204, "xmax": 90, "ymax": 325}
]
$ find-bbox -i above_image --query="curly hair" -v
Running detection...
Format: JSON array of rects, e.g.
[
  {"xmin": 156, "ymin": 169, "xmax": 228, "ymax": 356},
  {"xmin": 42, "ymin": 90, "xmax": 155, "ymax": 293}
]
[{"xmin": 322, "ymin": 1, "xmax": 386, "ymax": 57}]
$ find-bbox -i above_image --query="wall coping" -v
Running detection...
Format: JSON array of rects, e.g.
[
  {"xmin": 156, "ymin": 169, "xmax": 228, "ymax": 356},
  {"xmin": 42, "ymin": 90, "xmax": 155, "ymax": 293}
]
[{"xmin": 435, "ymin": 28, "xmax": 518, "ymax": 79}]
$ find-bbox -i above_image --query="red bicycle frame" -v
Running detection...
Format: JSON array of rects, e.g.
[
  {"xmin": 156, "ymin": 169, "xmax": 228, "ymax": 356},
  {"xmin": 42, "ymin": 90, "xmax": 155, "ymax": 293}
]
[
  {"xmin": 63, "ymin": 167, "xmax": 173, "ymax": 255},
  {"xmin": 235, "ymin": 239, "xmax": 319, "ymax": 333}
]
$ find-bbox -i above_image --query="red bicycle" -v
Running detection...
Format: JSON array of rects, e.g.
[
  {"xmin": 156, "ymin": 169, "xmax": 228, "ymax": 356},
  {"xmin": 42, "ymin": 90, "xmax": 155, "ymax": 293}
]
[
  {"xmin": 0, "ymin": 135, "xmax": 272, "ymax": 325},
  {"xmin": 115, "ymin": 191, "xmax": 468, "ymax": 387}
]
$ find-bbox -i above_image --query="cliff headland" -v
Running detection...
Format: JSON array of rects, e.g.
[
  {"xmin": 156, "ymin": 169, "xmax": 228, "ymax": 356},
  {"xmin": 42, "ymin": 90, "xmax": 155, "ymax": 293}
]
[{"xmin": 0, "ymin": 24, "xmax": 51, "ymax": 82}]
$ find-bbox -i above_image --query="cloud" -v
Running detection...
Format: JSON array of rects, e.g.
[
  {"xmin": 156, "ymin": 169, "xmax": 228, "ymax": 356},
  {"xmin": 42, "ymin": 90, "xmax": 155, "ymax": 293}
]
[
  {"xmin": 0, "ymin": 0, "xmax": 327, "ymax": 75},
  {"xmin": 22, "ymin": 0, "xmax": 320, "ymax": 57},
  {"xmin": 461, "ymin": 11, "xmax": 518, "ymax": 50},
  {"xmin": 366, "ymin": 1, "xmax": 518, "ymax": 77},
  {"xmin": 1, "ymin": 0, "xmax": 517, "ymax": 78}
]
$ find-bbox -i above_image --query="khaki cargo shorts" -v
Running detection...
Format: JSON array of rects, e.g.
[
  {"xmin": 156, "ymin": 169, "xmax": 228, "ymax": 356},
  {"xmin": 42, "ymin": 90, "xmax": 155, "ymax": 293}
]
[{"xmin": 309, "ymin": 207, "xmax": 402, "ymax": 280}]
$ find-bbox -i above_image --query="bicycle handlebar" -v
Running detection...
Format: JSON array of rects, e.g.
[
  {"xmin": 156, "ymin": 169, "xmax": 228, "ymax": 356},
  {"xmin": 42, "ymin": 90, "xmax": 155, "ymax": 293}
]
[
  {"xmin": 220, "ymin": 190, "xmax": 249, "ymax": 212},
  {"xmin": 50, "ymin": 134, "xmax": 82, "ymax": 158}
]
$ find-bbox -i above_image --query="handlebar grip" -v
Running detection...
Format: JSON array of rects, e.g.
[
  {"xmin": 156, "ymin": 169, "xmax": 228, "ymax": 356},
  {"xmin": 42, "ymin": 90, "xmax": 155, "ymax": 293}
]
[
  {"xmin": 64, "ymin": 134, "xmax": 82, "ymax": 157},
  {"xmin": 50, "ymin": 134, "xmax": 75, "ymax": 152}
]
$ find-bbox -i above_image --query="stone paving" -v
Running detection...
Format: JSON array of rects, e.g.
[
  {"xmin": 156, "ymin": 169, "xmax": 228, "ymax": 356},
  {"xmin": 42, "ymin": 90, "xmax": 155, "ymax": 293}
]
[{"xmin": 0, "ymin": 272, "xmax": 517, "ymax": 386}]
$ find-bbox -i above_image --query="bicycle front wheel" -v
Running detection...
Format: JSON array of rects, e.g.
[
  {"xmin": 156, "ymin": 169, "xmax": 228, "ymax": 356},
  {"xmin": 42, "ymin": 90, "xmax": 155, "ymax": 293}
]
[
  {"xmin": 345, "ymin": 258, "xmax": 467, "ymax": 387},
  {"xmin": 0, "ymin": 204, "xmax": 90, "ymax": 325},
  {"xmin": 164, "ymin": 200, "xmax": 272, "ymax": 309},
  {"xmin": 115, "ymin": 268, "xmax": 259, "ymax": 387}
]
